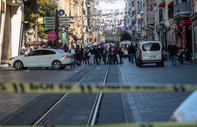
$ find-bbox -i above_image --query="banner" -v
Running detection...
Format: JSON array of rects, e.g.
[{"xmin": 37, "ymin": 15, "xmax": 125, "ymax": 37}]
[
  {"xmin": 48, "ymin": 32, "xmax": 56, "ymax": 41},
  {"xmin": 62, "ymin": 33, "xmax": 67, "ymax": 47}
]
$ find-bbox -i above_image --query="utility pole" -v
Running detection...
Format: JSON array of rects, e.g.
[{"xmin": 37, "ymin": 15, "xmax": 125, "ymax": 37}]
[
  {"xmin": 35, "ymin": 0, "xmax": 38, "ymax": 41},
  {"xmin": 55, "ymin": 9, "xmax": 59, "ymax": 44}
]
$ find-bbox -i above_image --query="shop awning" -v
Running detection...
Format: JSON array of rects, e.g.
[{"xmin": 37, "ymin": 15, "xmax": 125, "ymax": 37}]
[
  {"xmin": 159, "ymin": 1, "xmax": 166, "ymax": 7},
  {"xmin": 168, "ymin": 1, "xmax": 173, "ymax": 6}
]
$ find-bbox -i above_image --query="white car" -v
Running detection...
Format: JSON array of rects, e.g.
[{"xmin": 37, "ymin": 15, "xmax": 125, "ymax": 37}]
[
  {"xmin": 9, "ymin": 49, "xmax": 74, "ymax": 70},
  {"xmin": 135, "ymin": 41, "xmax": 164, "ymax": 67}
]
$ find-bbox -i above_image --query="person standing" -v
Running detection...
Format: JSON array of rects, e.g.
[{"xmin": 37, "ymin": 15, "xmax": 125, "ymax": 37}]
[
  {"xmin": 75, "ymin": 45, "xmax": 81, "ymax": 65},
  {"xmin": 117, "ymin": 45, "xmax": 123, "ymax": 64},
  {"xmin": 128, "ymin": 44, "xmax": 136, "ymax": 64},
  {"xmin": 168, "ymin": 41, "xmax": 178, "ymax": 67},
  {"xmin": 94, "ymin": 46, "xmax": 100, "ymax": 65},
  {"xmin": 167, "ymin": 42, "xmax": 172, "ymax": 60}
]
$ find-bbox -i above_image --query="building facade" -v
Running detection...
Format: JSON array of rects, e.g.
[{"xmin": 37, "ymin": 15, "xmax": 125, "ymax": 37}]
[
  {"xmin": 191, "ymin": 0, "xmax": 197, "ymax": 62},
  {"xmin": 57, "ymin": 0, "xmax": 94, "ymax": 48},
  {"xmin": 156, "ymin": 0, "xmax": 174, "ymax": 50},
  {"xmin": 125, "ymin": 0, "xmax": 144, "ymax": 41},
  {"xmin": 174, "ymin": 0, "xmax": 192, "ymax": 60},
  {"xmin": 0, "ymin": 0, "xmax": 24, "ymax": 64}
]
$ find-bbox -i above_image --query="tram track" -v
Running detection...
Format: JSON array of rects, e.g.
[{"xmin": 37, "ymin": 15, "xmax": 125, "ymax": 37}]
[{"xmin": 32, "ymin": 65, "xmax": 110, "ymax": 126}]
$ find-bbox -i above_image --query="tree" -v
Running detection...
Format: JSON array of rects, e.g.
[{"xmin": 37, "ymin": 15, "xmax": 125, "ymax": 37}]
[
  {"xmin": 120, "ymin": 31, "xmax": 132, "ymax": 42},
  {"xmin": 24, "ymin": 0, "xmax": 56, "ymax": 38}
]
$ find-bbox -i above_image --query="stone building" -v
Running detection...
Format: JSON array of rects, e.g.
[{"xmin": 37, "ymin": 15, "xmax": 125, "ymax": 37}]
[
  {"xmin": 57, "ymin": 0, "xmax": 94, "ymax": 48},
  {"xmin": 0, "ymin": 0, "xmax": 24, "ymax": 64}
]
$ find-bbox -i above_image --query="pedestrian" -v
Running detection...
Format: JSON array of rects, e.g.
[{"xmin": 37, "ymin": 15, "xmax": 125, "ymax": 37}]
[
  {"xmin": 81, "ymin": 46, "xmax": 84, "ymax": 64},
  {"xmin": 89, "ymin": 46, "xmax": 94, "ymax": 64},
  {"xmin": 93, "ymin": 46, "xmax": 100, "ymax": 65},
  {"xmin": 75, "ymin": 45, "xmax": 81, "ymax": 65},
  {"xmin": 100, "ymin": 45, "xmax": 105, "ymax": 64},
  {"xmin": 62, "ymin": 44, "xmax": 69, "ymax": 52},
  {"xmin": 128, "ymin": 44, "xmax": 136, "ymax": 64},
  {"xmin": 113, "ymin": 45, "xmax": 118, "ymax": 64},
  {"xmin": 167, "ymin": 42, "xmax": 173, "ymax": 60},
  {"xmin": 107, "ymin": 45, "xmax": 113, "ymax": 64},
  {"xmin": 70, "ymin": 45, "xmax": 76, "ymax": 68},
  {"xmin": 168, "ymin": 41, "xmax": 178, "ymax": 67},
  {"xmin": 117, "ymin": 45, "xmax": 123, "ymax": 64},
  {"xmin": 20, "ymin": 46, "xmax": 26, "ymax": 55},
  {"xmin": 84, "ymin": 46, "xmax": 90, "ymax": 65}
]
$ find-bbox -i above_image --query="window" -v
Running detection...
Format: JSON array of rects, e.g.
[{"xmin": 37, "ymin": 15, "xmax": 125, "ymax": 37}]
[
  {"xmin": 42, "ymin": 50, "xmax": 56, "ymax": 55},
  {"xmin": 137, "ymin": 1, "xmax": 140, "ymax": 10},
  {"xmin": 28, "ymin": 50, "xmax": 43, "ymax": 56},
  {"xmin": 132, "ymin": 1, "xmax": 134, "ymax": 7},
  {"xmin": 159, "ymin": 9, "xmax": 163, "ymax": 22},
  {"xmin": 168, "ymin": 6, "xmax": 173, "ymax": 18},
  {"xmin": 142, "ymin": 43, "xmax": 160, "ymax": 51}
]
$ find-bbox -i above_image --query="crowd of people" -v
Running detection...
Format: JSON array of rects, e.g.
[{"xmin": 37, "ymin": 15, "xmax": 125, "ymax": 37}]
[
  {"xmin": 70, "ymin": 44, "xmax": 125, "ymax": 66},
  {"xmin": 20, "ymin": 41, "xmax": 140, "ymax": 67},
  {"xmin": 21, "ymin": 41, "xmax": 191, "ymax": 67}
]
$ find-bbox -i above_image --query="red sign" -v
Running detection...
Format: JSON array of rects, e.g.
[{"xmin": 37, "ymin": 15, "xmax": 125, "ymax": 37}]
[{"xmin": 48, "ymin": 32, "xmax": 56, "ymax": 41}]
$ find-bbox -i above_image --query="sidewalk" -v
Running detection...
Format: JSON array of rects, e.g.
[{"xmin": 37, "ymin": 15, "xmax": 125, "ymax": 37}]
[
  {"xmin": 0, "ymin": 64, "xmax": 9, "ymax": 70},
  {"xmin": 119, "ymin": 59, "xmax": 197, "ymax": 122}
]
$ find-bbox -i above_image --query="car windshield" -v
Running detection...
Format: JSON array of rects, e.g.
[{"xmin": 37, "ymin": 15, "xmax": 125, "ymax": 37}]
[
  {"xmin": 1, "ymin": 0, "xmax": 197, "ymax": 127},
  {"xmin": 142, "ymin": 42, "xmax": 161, "ymax": 51}
]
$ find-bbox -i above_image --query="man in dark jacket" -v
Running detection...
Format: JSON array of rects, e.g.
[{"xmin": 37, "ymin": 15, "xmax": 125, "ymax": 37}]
[
  {"xmin": 168, "ymin": 41, "xmax": 178, "ymax": 67},
  {"xmin": 93, "ymin": 46, "xmax": 100, "ymax": 65},
  {"xmin": 128, "ymin": 44, "xmax": 136, "ymax": 64}
]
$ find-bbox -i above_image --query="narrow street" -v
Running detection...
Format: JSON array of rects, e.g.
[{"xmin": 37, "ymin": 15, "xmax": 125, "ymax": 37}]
[{"xmin": 0, "ymin": 59, "xmax": 195, "ymax": 125}]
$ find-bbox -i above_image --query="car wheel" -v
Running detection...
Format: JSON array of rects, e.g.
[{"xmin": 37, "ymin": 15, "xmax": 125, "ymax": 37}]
[
  {"xmin": 52, "ymin": 60, "xmax": 62, "ymax": 70},
  {"xmin": 14, "ymin": 60, "xmax": 24, "ymax": 70}
]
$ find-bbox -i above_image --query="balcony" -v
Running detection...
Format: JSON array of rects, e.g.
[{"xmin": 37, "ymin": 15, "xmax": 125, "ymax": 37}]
[{"xmin": 174, "ymin": 1, "xmax": 191, "ymax": 19}]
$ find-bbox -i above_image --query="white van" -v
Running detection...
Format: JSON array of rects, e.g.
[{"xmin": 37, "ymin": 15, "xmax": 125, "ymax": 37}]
[
  {"xmin": 120, "ymin": 40, "xmax": 132, "ymax": 57},
  {"xmin": 135, "ymin": 41, "xmax": 164, "ymax": 67}
]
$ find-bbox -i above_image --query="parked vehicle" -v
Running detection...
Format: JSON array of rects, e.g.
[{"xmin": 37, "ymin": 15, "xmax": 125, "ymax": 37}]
[
  {"xmin": 9, "ymin": 49, "xmax": 74, "ymax": 70},
  {"xmin": 135, "ymin": 41, "xmax": 164, "ymax": 67},
  {"xmin": 119, "ymin": 40, "xmax": 132, "ymax": 57}
]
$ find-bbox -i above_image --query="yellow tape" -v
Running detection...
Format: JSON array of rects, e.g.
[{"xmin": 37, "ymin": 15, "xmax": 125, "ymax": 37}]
[
  {"xmin": 0, "ymin": 122, "xmax": 197, "ymax": 127},
  {"xmin": 0, "ymin": 83, "xmax": 197, "ymax": 93}
]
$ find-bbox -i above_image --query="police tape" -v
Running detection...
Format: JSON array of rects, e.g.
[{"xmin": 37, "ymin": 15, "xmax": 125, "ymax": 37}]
[
  {"xmin": 0, "ymin": 83, "xmax": 197, "ymax": 93},
  {"xmin": 0, "ymin": 122, "xmax": 197, "ymax": 127}
]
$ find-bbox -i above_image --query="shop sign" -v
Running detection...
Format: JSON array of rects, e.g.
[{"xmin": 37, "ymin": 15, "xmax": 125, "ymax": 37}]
[{"xmin": 48, "ymin": 32, "xmax": 56, "ymax": 41}]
